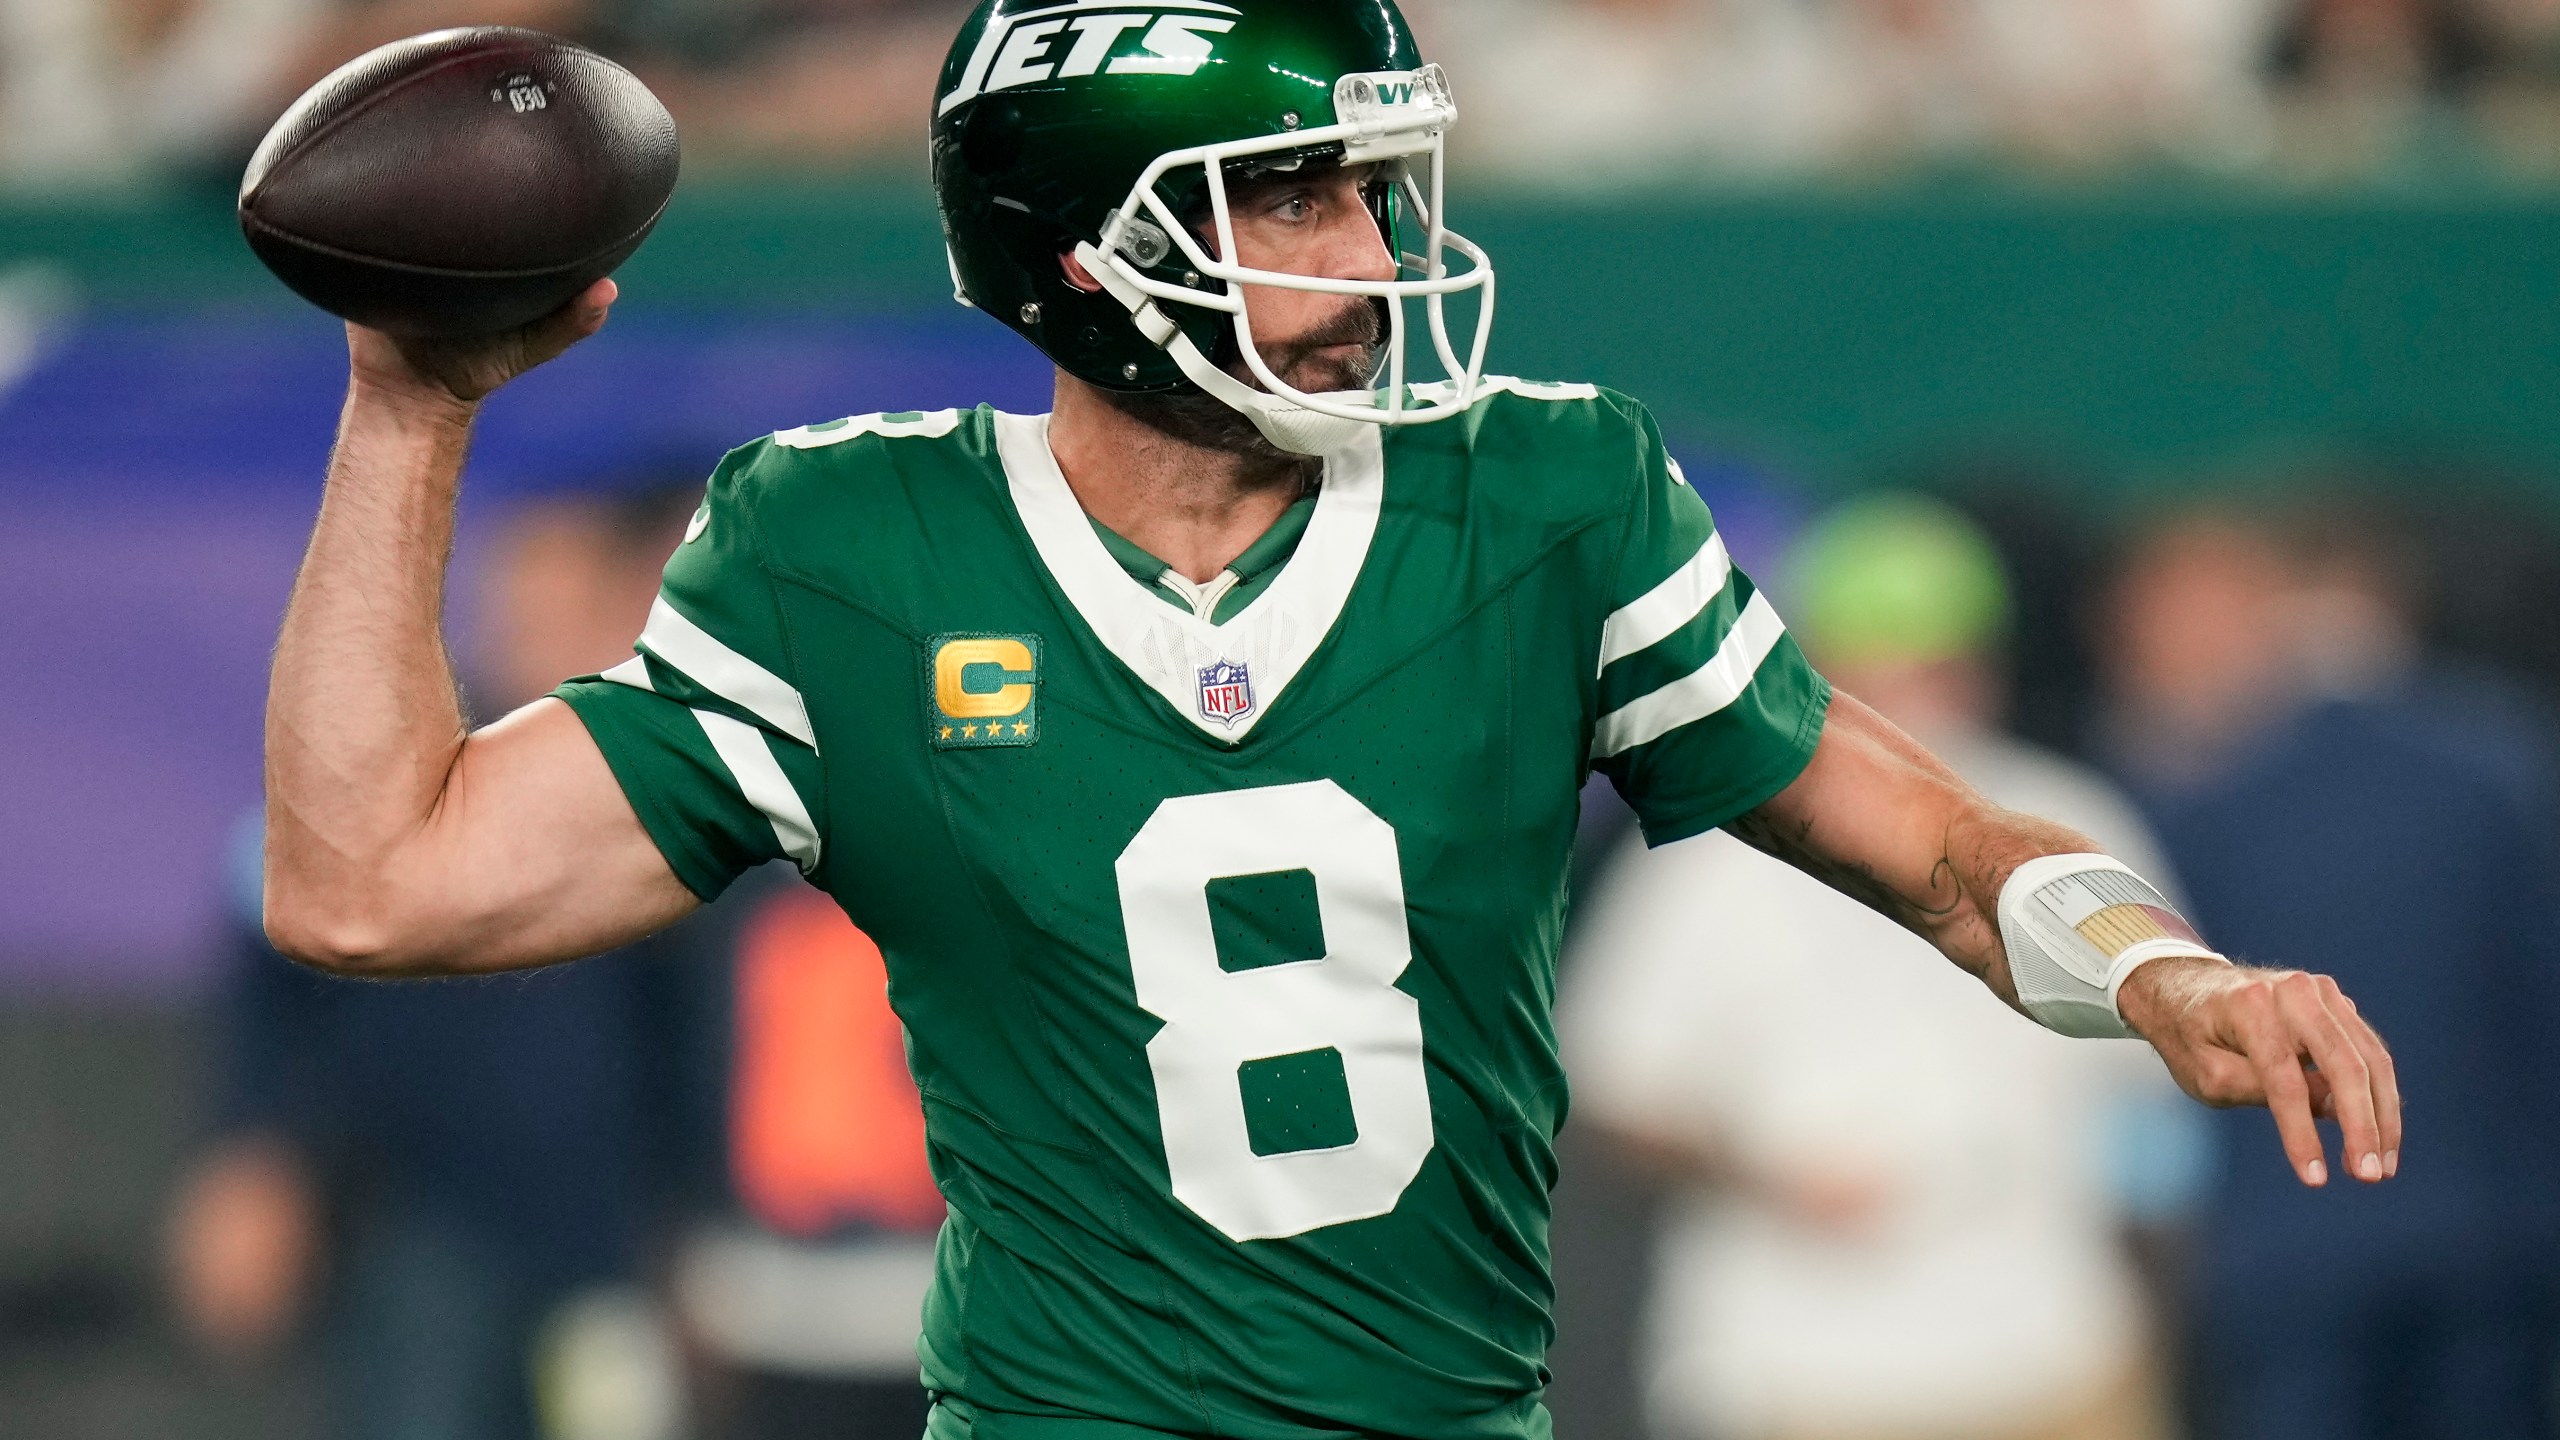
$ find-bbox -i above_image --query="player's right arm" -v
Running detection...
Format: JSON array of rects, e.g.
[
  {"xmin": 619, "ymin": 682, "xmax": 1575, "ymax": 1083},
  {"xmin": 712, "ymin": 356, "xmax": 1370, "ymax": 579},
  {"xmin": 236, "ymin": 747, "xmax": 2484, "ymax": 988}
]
[{"xmin": 263, "ymin": 280, "xmax": 702, "ymax": 978}]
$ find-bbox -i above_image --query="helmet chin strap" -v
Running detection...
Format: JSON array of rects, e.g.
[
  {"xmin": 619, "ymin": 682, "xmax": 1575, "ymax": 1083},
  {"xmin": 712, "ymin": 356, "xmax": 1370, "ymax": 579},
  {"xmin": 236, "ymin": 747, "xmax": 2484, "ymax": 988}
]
[{"xmin": 1074, "ymin": 241, "xmax": 1373, "ymax": 458}]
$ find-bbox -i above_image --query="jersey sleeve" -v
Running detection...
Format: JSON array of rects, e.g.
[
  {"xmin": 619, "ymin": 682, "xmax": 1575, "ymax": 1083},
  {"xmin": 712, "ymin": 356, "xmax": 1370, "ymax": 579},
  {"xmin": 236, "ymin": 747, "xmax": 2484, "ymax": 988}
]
[
  {"xmin": 553, "ymin": 443, "xmax": 829, "ymax": 901},
  {"xmin": 1591, "ymin": 403, "xmax": 1832, "ymax": 846}
]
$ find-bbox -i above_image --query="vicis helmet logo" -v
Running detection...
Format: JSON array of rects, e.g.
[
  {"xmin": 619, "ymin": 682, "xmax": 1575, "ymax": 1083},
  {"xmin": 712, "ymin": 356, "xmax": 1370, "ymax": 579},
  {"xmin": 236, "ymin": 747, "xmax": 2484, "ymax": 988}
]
[{"xmin": 938, "ymin": 1, "xmax": 1241, "ymax": 116}]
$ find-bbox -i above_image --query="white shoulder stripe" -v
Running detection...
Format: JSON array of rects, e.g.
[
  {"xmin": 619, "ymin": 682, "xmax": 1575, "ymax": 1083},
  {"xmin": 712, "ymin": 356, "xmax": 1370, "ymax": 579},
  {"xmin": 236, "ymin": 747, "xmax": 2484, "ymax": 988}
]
[
  {"xmin": 1592, "ymin": 592, "xmax": 1789, "ymax": 759},
  {"xmin": 1408, "ymin": 376, "xmax": 1602, "ymax": 406},
  {"xmin": 1598, "ymin": 532, "xmax": 1734, "ymax": 674},
  {"xmin": 600, "ymin": 656, "xmax": 655, "ymax": 692},
  {"xmin": 637, "ymin": 596, "xmax": 817, "ymax": 750},
  {"xmin": 693, "ymin": 709, "xmax": 822, "ymax": 873}
]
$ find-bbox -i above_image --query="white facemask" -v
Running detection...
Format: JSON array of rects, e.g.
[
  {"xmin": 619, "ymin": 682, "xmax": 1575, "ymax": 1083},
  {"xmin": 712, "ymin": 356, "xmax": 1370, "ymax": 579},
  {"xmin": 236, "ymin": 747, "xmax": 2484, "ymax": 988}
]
[{"xmin": 1077, "ymin": 65, "xmax": 1497, "ymax": 456}]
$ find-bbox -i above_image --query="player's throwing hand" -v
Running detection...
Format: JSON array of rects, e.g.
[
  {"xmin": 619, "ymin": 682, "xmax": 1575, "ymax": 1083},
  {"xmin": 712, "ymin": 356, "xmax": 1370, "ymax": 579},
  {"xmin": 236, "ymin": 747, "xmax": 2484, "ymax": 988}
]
[{"xmin": 347, "ymin": 278, "xmax": 618, "ymax": 412}]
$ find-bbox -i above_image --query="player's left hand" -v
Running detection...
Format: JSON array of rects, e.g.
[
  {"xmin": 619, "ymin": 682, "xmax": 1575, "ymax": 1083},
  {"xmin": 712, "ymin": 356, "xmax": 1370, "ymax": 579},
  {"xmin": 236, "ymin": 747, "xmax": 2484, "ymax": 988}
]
[{"xmin": 2117, "ymin": 956, "xmax": 2400, "ymax": 1189}]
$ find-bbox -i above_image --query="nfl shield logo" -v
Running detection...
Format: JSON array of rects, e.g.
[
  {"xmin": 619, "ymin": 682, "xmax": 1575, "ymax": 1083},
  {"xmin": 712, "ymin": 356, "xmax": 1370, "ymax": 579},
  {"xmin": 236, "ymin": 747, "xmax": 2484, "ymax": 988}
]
[{"xmin": 1197, "ymin": 659, "xmax": 1257, "ymax": 729}]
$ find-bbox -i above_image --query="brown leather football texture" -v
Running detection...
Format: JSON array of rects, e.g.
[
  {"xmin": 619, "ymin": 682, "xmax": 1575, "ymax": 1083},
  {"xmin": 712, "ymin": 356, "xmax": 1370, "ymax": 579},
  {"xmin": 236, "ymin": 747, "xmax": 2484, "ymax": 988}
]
[{"xmin": 238, "ymin": 28, "xmax": 680, "ymax": 339}]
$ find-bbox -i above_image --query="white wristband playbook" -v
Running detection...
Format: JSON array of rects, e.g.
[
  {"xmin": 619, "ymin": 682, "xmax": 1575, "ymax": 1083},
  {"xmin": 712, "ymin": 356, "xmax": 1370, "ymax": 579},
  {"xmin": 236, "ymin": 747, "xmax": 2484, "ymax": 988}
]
[{"xmin": 1996, "ymin": 854, "xmax": 2227, "ymax": 1039}]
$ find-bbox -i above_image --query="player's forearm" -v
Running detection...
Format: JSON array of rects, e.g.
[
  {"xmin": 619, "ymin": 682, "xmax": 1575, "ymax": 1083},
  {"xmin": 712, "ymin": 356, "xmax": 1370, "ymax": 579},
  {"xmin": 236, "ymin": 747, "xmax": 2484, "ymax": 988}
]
[
  {"xmin": 262, "ymin": 379, "xmax": 481, "ymax": 969},
  {"xmin": 1727, "ymin": 694, "xmax": 2095, "ymax": 1010}
]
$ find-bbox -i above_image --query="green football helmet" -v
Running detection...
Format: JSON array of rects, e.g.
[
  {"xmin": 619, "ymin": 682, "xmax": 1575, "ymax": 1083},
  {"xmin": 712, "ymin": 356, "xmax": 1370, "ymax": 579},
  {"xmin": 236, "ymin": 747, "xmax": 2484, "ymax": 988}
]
[{"xmin": 930, "ymin": 0, "xmax": 1497, "ymax": 455}]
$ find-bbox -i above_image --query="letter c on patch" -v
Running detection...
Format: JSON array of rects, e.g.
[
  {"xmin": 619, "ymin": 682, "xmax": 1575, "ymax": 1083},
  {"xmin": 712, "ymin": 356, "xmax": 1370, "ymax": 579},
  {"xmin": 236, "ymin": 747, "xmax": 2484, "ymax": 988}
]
[{"xmin": 935, "ymin": 639, "xmax": 1037, "ymax": 719}]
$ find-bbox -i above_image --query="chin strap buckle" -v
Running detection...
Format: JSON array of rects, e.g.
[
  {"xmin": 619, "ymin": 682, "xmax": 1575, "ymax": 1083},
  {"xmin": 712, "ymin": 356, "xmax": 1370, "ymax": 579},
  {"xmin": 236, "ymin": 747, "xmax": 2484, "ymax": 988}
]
[{"xmin": 1131, "ymin": 303, "xmax": 1180, "ymax": 347}]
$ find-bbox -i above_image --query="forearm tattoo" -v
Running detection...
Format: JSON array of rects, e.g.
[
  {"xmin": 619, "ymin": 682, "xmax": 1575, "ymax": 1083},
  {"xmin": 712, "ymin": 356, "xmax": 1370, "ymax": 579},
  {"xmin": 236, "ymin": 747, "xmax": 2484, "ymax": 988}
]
[{"xmin": 1724, "ymin": 808, "xmax": 1963, "ymax": 936}]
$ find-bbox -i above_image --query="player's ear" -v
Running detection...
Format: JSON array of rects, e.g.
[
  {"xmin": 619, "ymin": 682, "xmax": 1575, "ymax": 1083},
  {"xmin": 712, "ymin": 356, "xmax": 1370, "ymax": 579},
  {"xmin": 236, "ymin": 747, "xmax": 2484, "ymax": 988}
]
[{"xmin": 1059, "ymin": 248, "xmax": 1104, "ymax": 294}]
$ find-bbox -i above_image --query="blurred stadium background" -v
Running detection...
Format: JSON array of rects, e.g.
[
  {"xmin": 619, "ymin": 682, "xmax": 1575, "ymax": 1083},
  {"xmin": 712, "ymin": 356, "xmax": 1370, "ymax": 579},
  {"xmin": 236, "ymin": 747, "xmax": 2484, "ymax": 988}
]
[{"xmin": 6, "ymin": 0, "xmax": 2560, "ymax": 1438}]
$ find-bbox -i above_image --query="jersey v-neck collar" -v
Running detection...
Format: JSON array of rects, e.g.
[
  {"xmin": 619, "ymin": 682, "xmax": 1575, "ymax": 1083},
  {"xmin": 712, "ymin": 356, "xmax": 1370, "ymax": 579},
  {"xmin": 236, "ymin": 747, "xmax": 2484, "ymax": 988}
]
[
  {"xmin": 1087, "ymin": 496, "xmax": 1318, "ymax": 626},
  {"xmin": 993, "ymin": 412, "xmax": 1384, "ymax": 746}
]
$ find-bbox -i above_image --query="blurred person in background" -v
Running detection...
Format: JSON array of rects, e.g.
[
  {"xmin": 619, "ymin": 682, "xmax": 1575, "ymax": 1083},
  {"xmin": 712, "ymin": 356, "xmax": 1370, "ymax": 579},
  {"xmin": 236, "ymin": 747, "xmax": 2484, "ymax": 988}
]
[
  {"xmin": 1429, "ymin": 0, "xmax": 2275, "ymax": 184},
  {"xmin": 0, "ymin": 0, "xmax": 138, "ymax": 178},
  {"xmin": 2259, "ymin": 0, "xmax": 2492, "ymax": 176},
  {"xmin": 128, "ymin": 0, "xmax": 969, "ymax": 175},
  {"xmin": 2461, "ymin": 0, "xmax": 2560, "ymax": 175},
  {"xmin": 2097, "ymin": 496, "xmax": 2560, "ymax": 1440},
  {"xmin": 2089, "ymin": 508, "xmax": 2303, "ymax": 797},
  {"xmin": 2255, "ymin": 0, "xmax": 2560, "ymax": 177},
  {"xmin": 169, "ymin": 479, "xmax": 949, "ymax": 1440},
  {"xmin": 166, "ymin": 485, "xmax": 707, "ymax": 1440},
  {"xmin": 672, "ymin": 878, "xmax": 944, "ymax": 1440},
  {"xmin": 1563, "ymin": 495, "xmax": 2197, "ymax": 1440}
]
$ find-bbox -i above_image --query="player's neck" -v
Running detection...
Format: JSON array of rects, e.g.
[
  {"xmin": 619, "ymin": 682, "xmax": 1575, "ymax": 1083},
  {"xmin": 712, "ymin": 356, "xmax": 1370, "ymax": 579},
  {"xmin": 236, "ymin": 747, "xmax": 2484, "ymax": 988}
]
[{"xmin": 1049, "ymin": 372, "xmax": 1317, "ymax": 586}]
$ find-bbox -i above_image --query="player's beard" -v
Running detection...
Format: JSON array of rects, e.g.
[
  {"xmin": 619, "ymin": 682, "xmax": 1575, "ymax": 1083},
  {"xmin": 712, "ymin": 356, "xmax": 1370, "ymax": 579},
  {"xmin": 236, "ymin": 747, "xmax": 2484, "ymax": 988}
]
[
  {"xmin": 1260, "ymin": 294, "xmax": 1390, "ymax": 396},
  {"xmin": 1101, "ymin": 296, "xmax": 1388, "ymax": 470}
]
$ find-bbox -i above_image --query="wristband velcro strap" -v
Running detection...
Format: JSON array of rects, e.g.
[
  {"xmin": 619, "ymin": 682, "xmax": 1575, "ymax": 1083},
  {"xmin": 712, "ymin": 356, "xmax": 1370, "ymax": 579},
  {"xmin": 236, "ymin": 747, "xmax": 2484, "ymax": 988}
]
[{"xmin": 1997, "ymin": 854, "xmax": 2224, "ymax": 1038}]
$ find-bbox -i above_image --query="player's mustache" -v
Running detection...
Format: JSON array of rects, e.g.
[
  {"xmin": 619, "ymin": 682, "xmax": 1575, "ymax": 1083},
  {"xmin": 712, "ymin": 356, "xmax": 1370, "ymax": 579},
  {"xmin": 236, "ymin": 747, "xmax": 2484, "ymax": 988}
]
[
  {"xmin": 1292, "ymin": 297, "xmax": 1387, "ymax": 356},
  {"xmin": 1267, "ymin": 298, "xmax": 1388, "ymax": 385}
]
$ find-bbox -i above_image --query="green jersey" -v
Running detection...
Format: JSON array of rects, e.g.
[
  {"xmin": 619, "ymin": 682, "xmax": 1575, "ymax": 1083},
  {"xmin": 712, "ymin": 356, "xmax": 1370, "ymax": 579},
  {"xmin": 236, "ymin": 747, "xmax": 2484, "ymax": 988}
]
[{"xmin": 556, "ymin": 381, "xmax": 1831, "ymax": 1440}]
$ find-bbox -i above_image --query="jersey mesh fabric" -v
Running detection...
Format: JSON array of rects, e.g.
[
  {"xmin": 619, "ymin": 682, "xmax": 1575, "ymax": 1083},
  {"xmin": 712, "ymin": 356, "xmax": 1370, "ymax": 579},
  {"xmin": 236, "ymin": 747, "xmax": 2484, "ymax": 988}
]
[{"xmin": 554, "ymin": 387, "xmax": 1829, "ymax": 1440}]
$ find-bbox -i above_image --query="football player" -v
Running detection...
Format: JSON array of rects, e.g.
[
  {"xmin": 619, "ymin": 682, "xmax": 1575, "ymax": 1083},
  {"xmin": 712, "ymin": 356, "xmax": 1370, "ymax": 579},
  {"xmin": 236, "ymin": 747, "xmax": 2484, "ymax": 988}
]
[{"xmin": 263, "ymin": 3, "xmax": 2400, "ymax": 1438}]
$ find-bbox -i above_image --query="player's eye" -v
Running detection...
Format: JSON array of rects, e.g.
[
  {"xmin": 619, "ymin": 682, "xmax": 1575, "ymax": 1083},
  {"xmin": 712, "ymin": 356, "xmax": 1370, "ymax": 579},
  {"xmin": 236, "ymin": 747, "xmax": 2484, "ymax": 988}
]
[{"xmin": 1271, "ymin": 193, "xmax": 1317, "ymax": 223}]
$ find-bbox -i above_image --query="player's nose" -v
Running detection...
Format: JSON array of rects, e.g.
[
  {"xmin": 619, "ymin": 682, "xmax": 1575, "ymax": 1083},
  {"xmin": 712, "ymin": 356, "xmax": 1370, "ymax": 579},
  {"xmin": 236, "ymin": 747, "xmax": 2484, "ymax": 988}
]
[{"xmin": 1326, "ymin": 194, "xmax": 1397, "ymax": 285}]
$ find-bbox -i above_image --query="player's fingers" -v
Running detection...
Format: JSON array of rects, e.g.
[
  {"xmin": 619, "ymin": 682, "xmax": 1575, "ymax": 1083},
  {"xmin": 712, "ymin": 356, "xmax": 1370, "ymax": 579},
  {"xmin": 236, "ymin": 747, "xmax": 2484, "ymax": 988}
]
[
  {"xmin": 2305, "ymin": 1067, "xmax": 2336, "ymax": 1119},
  {"xmin": 2275, "ymin": 973, "xmax": 2382, "ymax": 1182},
  {"xmin": 513, "ymin": 284, "xmax": 617, "ymax": 372},
  {"xmin": 2322, "ymin": 976, "xmax": 2401, "ymax": 1176},
  {"xmin": 2184, "ymin": 1045, "xmax": 2261, "ymax": 1108},
  {"xmin": 569, "ymin": 278, "xmax": 617, "ymax": 333},
  {"xmin": 2232, "ymin": 981, "xmax": 2328, "ymax": 1185},
  {"xmin": 552, "ymin": 281, "xmax": 617, "ymax": 341}
]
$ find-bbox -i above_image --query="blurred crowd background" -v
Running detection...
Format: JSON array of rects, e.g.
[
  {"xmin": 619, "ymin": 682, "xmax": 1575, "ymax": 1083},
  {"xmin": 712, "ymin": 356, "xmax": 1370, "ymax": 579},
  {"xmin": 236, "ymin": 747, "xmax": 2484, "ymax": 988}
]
[
  {"xmin": 21, "ymin": 0, "xmax": 2560, "ymax": 184},
  {"xmin": 6, "ymin": 1, "xmax": 2560, "ymax": 1439}
]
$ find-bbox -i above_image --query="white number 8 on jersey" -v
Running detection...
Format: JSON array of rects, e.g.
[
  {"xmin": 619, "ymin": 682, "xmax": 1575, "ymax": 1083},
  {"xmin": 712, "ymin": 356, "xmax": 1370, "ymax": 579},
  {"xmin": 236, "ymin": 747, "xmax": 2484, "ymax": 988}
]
[{"xmin": 1116, "ymin": 780, "xmax": 1435, "ymax": 1242}]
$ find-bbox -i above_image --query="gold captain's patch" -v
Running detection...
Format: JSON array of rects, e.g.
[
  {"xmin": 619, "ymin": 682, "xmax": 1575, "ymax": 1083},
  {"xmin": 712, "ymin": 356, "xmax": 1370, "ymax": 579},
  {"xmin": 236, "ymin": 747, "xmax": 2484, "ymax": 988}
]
[{"xmin": 926, "ymin": 634, "xmax": 1042, "ymax": 750}]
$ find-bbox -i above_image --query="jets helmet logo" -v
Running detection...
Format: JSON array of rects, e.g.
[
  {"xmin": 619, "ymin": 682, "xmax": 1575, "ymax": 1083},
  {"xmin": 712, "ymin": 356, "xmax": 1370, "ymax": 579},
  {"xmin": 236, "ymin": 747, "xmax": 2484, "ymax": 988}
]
[
  {"xmin": 939, "ymin": 1, "xmax": 1241, "ymax": 116},
  {"xmin": 1196, "ymin": 659, "xmax": 1256, "ymax": 729}
]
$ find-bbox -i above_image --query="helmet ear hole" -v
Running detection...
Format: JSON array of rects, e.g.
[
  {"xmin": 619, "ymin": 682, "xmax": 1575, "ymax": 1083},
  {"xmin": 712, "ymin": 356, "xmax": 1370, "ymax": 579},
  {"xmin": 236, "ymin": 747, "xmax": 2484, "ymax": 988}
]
[{"xmin": 1059, "ymin": 247, "xmax": 1106, "ymax": 295}]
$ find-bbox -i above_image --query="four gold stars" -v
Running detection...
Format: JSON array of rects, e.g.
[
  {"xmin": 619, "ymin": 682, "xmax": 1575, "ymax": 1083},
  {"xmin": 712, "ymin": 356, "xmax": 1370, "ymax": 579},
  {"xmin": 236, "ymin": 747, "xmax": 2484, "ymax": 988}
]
[{"xmin": 932, "ymin": 716, "xmax": 1037, "ymax": 744}]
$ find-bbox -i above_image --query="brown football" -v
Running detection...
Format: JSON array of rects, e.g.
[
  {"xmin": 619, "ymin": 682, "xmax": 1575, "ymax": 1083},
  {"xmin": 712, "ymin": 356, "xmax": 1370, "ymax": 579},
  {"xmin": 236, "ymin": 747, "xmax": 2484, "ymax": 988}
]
[{"xmin": 238, "ymin": 28, "xmax": 680, "ymax": 339}]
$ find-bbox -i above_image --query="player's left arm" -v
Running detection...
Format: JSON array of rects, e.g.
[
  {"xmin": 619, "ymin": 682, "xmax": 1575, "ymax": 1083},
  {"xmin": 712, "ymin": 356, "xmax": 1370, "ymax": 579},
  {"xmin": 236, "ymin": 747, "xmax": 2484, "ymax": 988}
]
[{"xmin": 1728, "ymin": 690, "xmax": 2401, "ymax": 1190}]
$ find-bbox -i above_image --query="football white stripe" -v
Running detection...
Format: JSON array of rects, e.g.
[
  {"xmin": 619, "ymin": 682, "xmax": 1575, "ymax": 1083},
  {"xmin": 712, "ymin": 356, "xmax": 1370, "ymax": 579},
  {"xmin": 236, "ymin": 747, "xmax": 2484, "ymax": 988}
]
[
  {"xmin": 637, "ymin": 596, "xmax": 817, "ymax": 750},
  {"xmin": 1597, "ymin": 532, "xmax": 1734, "ymax": 674},
  {"xmin": 1592, "ymin": 593, "xmax": 1789, "ymax": 759},
  {"xmin": 693, "ymin": 709, "xmax": 822, "ymax": 872}
]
